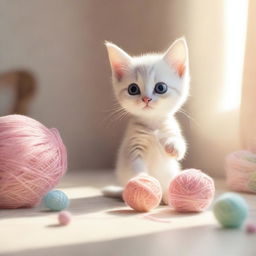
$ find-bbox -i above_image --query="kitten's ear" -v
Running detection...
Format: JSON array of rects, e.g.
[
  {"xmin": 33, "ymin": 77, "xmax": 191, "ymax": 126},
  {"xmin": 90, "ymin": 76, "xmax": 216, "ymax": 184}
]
[
  {"xmin": 163, "ymin": 37, "xmax": 188, "ymax": 77},
  {"xmin": 105, "ymin": 42, "xmax": 132, "ymax": 81}
]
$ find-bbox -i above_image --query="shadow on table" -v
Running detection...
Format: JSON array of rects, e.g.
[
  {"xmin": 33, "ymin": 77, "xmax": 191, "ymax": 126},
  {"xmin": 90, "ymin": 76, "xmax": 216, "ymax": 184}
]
[
  {"xmin": 105, "ymin": 207, "xmax": 200, "ymax": 221},
  {"xmin": 3, "ymin": 224, "xmax": 245, "ymax": 256},
  {"xmin": 0, "ymin": 195, "xmax": 123, "ymax": 219}
]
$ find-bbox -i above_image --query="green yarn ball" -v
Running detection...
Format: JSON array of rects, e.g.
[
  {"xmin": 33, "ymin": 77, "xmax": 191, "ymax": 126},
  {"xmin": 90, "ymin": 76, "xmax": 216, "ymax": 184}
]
[
  {"xmin": 43, "ymin": 190, "xmax": 70, "ymax": 211},
  {"xmin": 213, "ymin": 193, "xmax": 248, "ymax": 228}
]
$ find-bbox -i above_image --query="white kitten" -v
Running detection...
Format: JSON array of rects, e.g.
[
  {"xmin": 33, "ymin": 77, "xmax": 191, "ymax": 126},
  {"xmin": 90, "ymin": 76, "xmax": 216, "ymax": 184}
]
[{"xmin": 103, "ymin": 38, "xmax": 190, "ymax": 203}]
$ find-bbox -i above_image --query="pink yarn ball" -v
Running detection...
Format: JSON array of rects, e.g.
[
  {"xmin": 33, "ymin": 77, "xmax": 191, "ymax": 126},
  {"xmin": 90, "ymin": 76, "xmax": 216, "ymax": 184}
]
[
  {"xmin": 58, "ymin": 211, "xmax": 72, "ymax": 225},
  {"xmin": 168, "ymin": 169, "xmax": 215, "ymax": 212},
  {"xmin": 122, "ymin": 175, "xmax": 162, "ymax": 212},
  {"xmin": 226, "ymin": 151, "xmax": 256, "ymax": 193},
  {"xmin": 0, "ymin": 115, "xmax": 67, "ymax": 209}
]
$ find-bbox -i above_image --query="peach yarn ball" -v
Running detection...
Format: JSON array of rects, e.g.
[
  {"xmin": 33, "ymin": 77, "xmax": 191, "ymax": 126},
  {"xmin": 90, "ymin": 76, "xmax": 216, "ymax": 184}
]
[
  {"xmin": 168, "ymin": 169, "xmax": 215, "ymax": 212},
  {"xmin": 0, "ymin": 115, "xmax": 67, "ymax": 209},
  {"xmin": 122, "ymin": 175, "xmax": 162, "ymax": 212}
]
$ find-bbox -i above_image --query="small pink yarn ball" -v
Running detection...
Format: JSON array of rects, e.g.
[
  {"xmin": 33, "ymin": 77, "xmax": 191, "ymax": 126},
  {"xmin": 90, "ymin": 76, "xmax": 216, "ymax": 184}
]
[
  {"xmin": 0, "ymin": 115, "xmax": 67, "ymax": 209},
  {"xmin": 246, "ymin": 223, "xmax": 256, "ymax": 234},
  {"xmin": 168, "ymin": 169, "xmax": 215, "ymax": 212},
  {"xmin": 122, "ymin": 175, "xmax": 162, "ymax": 212},
  {"xmin": 58, "ymin": 211, "xmax": 72, "ymax": 225}
]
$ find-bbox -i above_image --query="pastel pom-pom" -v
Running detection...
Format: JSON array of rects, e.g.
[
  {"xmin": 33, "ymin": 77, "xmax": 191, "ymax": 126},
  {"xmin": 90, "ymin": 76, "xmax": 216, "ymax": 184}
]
[
  {"xmin": 246, "ymin": 223, "xmax": 256, "ymax": 234},
  {"xmin": 122, "ymin": 175, "xmax": 162, "ymax": 212},
  {"xmin": 44, "ymin": 190, "xmax": 70, "ymax": 211},
  {"xmin": 0, "ymin": 115, "xmax": 67, "ymax": 209},
  {"xmin": 58, "ymin": 211, "xmax": 72, "ymax": 225},
  {"xmin": 213, "ymin": 192, "xmax": 248, "ymax": 228},
  {"xmin": 168, "ymin": 169, "xmax": 215, "ymax": 212}
]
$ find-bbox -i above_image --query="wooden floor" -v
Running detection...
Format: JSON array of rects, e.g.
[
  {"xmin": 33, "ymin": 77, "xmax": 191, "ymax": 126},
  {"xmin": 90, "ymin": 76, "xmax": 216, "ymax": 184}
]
[{"xmin": 1, "ymin": 170, "xmax": 256, "ymax": 256}]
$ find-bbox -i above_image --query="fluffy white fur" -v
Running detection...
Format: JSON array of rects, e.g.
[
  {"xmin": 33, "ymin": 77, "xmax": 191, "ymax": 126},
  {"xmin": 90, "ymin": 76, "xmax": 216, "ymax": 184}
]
[{"xmin": 105, "ymin": 38, "xmax": 190, "ymax": 203}]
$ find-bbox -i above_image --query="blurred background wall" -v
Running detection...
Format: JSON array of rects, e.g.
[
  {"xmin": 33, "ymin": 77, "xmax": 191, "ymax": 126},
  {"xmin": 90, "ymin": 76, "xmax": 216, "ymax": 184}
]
[{"xmin": 0, "ymin": 0, "xmax": 249, "ymax": 176}]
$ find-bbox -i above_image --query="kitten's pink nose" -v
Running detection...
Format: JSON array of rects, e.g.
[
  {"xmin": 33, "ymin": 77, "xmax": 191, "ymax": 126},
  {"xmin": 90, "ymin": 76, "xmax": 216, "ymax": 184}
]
[{"xmin": 142, "ymin": 96, "xmax": 152, "ymax": 103}]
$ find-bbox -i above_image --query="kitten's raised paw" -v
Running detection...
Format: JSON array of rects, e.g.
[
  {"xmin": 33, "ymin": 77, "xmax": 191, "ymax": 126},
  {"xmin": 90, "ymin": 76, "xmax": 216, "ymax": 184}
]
[
  {"xmin": 165, "ymin": 144, "xmax": 178, "ymax": 158},
  {"xmin": 164, "ymin": 141, "xmax": 185, "ymax": 161}
]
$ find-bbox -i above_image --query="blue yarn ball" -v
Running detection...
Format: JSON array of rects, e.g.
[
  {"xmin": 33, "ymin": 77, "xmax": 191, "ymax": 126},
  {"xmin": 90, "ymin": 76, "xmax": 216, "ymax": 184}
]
[
  {"xmin": 213, "ymin": 192, "xmax": 248, "ymax": 228},
  {"xmin": 43, "ymin": 190, "xmax": 70, "ymax": 211}
]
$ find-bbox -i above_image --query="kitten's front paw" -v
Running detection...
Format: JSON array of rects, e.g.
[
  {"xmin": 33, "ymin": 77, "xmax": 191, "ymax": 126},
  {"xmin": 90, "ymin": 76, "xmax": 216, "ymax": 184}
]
[{"xmin": 164, "ymin": 140, "xmax": 186, "ymax": 161}]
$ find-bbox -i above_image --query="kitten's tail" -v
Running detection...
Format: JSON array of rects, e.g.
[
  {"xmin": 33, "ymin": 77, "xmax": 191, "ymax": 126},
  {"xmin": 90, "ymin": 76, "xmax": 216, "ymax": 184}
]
[{"xmin": 101, "ymin": 185, "xmax": 124, "ymax": 199}]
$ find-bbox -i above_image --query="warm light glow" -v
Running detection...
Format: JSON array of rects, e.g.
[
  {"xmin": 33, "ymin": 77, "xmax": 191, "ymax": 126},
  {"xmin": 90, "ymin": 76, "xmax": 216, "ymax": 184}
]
[{"xmin": 221, "ymin": 0, "xmax": 248, "ymax": 111}]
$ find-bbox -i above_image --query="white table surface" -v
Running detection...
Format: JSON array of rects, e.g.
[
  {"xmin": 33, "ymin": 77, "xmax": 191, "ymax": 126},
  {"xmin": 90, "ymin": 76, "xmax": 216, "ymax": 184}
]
[{"xmin": 1, "ymin": 170, "xmax": 256, "ymax": 256}]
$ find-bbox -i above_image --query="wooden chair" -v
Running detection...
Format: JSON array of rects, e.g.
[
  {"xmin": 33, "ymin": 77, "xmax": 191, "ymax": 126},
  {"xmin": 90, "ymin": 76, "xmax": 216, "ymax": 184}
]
[{"xmin": 0, "ymin": 70, "xmax": 36, "ymax": 115}]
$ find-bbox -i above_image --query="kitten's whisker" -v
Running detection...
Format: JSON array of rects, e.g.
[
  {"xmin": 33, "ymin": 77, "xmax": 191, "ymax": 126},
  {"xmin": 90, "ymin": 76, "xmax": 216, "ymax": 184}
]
[
  {"xmin": 101, "ymin": 105, "xmax": 129, "ymax": 127},
  {"xmin": 178, "ymin": 109, "xmax": 201, "ymax": 128},
  {"xmin": 103, "ymin": 103, "xmax": 122, "ymax": 113},
  {"xmin": 114, "ymin": 110, "xmax": 128, "ymax": 121},
  {"xmin": 118, "ymin": 111, "xmax": 129, "ymax": 121}
]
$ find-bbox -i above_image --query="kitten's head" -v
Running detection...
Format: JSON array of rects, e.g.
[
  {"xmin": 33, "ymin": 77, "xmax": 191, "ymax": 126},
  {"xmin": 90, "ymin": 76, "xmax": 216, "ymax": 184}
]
[{"xmin": 106, "ymin": 38, "xmax": 190, "ymax": 119}]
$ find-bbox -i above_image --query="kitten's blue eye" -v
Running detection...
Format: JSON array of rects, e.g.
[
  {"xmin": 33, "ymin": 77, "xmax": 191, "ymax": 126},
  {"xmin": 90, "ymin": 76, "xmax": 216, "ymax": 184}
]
[
  {"xmin": 128, "ymin": 83, "xmax": 140, "ymax": 95},
  {"xmin": 154, "ymin": 82, "xmax": 167, "ymax": 94}
]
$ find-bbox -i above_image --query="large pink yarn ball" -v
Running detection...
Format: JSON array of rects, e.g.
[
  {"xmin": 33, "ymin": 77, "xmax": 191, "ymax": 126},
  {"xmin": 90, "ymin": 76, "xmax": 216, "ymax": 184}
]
[
  {"xmin": 168, "ymin": 169, "xmax": 215, "ymax": 212},
  {"xmin": 0, "ymin": 115, "xmax": 67, "ymax": 209},
  {"xmin": 226, "ymin": 150, "xmax": 256, "ymax": 193},
  {"xmin": 122, "ymin": 175, "xmax": 162, "ymax": 212}
]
